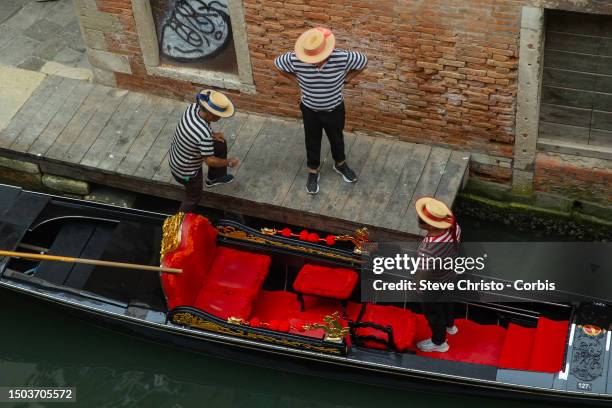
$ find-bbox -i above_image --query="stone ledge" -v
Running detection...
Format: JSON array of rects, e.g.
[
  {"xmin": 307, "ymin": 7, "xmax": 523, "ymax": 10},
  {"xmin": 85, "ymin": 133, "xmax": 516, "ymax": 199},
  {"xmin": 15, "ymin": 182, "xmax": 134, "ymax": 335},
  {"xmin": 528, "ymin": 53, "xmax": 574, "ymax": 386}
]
[
  {"xmin": 87, "ymin": 49, "xmax": 132, "ymax": 74},
  {"xmin": 145, "ymin": 65, "xmax": 256, "ymax": 94},
  {"xmin": 0, "ymin": 156, "xmax": 40, "ymax": 174},
  {"xmin": 42, "ymin": 174, "xmax": 90, "ymax": 195}
]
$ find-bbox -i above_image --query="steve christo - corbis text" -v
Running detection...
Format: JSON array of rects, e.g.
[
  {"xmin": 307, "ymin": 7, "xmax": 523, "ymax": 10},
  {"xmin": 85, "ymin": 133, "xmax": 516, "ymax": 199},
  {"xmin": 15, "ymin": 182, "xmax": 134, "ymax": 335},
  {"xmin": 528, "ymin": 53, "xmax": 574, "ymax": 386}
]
[{"xmin": 370, "ymin": 254, "xmax": 556, "ymax": 292}]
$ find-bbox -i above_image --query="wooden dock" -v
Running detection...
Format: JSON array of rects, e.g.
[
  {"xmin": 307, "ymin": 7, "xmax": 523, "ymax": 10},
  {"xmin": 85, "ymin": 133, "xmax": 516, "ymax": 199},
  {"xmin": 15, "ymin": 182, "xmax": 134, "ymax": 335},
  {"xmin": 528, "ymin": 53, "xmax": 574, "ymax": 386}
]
[{"xmin": 0, "ymin": 75, "xmax": 470, "ymax": 240}]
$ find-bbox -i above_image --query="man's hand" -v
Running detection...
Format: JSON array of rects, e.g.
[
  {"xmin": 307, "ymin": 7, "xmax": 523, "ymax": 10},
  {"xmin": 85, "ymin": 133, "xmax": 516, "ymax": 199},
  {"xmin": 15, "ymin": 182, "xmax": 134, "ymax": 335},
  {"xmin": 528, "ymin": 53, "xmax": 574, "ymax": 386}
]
[
  {"xmin": 212, "ymin": 132, "xmax": 225, "ymax": 142},
  {"xmin": 227, "ymin": 157, "xmax": 239, "ymax": 168}
]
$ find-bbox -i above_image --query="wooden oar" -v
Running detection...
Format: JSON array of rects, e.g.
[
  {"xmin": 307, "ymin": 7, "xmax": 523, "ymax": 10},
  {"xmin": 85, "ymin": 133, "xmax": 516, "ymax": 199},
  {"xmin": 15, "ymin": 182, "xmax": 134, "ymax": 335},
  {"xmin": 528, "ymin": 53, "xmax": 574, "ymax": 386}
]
[{"xmin": 0, "ymin": 250, "xmax": 182, "ymax": 274}]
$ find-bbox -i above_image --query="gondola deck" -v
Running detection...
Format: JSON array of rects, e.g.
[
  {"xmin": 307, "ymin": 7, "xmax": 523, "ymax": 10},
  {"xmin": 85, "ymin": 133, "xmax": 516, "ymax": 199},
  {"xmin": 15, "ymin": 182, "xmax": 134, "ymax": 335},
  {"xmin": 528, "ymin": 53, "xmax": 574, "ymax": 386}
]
[{"xmin": 1, "ymin": 184, "xmax": 611, "ymax": 406}]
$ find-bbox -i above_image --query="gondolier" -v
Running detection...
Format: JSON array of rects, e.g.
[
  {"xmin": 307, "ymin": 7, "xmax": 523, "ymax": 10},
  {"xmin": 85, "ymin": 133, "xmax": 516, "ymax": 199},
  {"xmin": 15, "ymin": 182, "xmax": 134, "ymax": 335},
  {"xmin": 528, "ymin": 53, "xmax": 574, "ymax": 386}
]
[
  {"xmin": 274, "ymin": 27, "xmax": 368, "ymax": 194},
  {"xmin": 414, "ymin": 197, "xmax": 461, "ymax": 353},
  {"xmin": 169, "ymin": 89, "xmax": 239, "ymax": 213}
]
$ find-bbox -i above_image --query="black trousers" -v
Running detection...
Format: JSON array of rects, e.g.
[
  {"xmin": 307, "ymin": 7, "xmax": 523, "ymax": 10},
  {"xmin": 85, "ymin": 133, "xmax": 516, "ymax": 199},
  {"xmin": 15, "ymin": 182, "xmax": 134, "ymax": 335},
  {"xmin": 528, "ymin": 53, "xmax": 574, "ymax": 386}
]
[
  {"xmin": 300, "ymin": 102, "xmax": 346, "ymax": 170},
  {"xmin": 421, "ymin": 302, "xmax": 455, "ymax": 345},
  {"xmin": 173, "ymin": 140, "xmax": 227, "ymax": 213}
]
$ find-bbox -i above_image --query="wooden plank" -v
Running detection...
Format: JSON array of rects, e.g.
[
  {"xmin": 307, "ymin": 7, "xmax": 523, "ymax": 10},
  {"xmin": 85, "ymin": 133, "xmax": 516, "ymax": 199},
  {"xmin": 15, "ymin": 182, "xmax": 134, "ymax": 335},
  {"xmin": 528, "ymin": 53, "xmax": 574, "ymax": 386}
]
[
  {"xmin": 538, "ymin": 121, "xmax": 590, "ymax": 144},
  {"xmin": 80, "ymin": 91, "xmax": 146, "ymax": 168},
  {"xmin": 541, "ymin": 85, "xmax": 593, "ymax": 109},
  {"xmin": 397, "ymin": 147, "xmax": 451, "ymax": 235},
  {"xmin": 357, "ymin": 140, "xmax": 416, "ymax": 226},
  {"xmin": 547, "ymin": 10, "xmax": 604, "ymax": 37},
  {"xmin": 590, "ymin": 129, "xmax": 612, "ymax": 148},
  {"xmin": 546, "ymin": 31, "xmax": 602, "ymax": 55},
  {"xmin": 231, "ymin": 118, "xmax": 295, "ymax": 202},
  {"xmin": 298, "ymin": 132, "xmax": 359, "ymax": 214},
  {"xmin": 262, "ymin": 122, "xmax": 305, "ymax": 206},
  {"xmin": 0, "ymin": 75, "xmax": 63, "ymax": 149},
  {"xmin": 544, "ymin": 50, "xmax": 599, "ymax": 73},
  {"xmin": 218, "ymin": 111, "xmax": 248, "ymax": 150},
  {"xmin": 211, "ymin": 114, "xmax": 266, "ymax": 196},
  {"xmin": 539, "ymin": 103, "xmax": 592, "ymax": 128},
  {"xmin": 46, "ymin": 84, "xmax": 111, "ymax": 160},
  {"xmin": 596, "ymin": 56, "xmax": 612, "ymax": 75},
  {"xmin": 318, "ymin": 134, "xmax": 376, "ymax": 219},
  {"xmin": 593, "ymin": 92, "xmax": 612, "ymax": 112},
  {"xmin": 64, "ymin": 223, "xmax": 115, "ymax": 289},
  {"xmin": 132, "ymin": 104, "xmax": 185, "ymax": 180},
  {"xmin": 35, "ymin": 222, "xmax": 95, "ymax": 285},
  {"xmin": 435, "ymin": 150, "xmax": 469, "ymax": 207},
  {"xmin": 543, "ymin": 68, "xmax": 596, "ymax": 91},
  {"xmin": 64, "ymin": 88, "xmax": 129, "ymax": 164},
  {"xmin": 28, "ymin": 81, "xmax": 95, "ymax": 156},
  {"xmin": 10, "ymin": 77, "xmax": 80, "ymax": 153},
  {"xmin": 376, "ymin": 143, "xmax": 431, "ymax": 230},
  {"xmin": 335, "ymin": 137, "xmax": 389, "ymax": 223},
  {"xmin": 115, "ymin": 98, "xmax": 180, "ymax": 176},
  {"xmin": 0, "ymin": 191, "xmax": 50, "ymax": 227},
  {"xmin": 98, "ymin": 95, "xmax": 160, "ymax": 172},
  {"xmin": 591, "ymin": 110, "xmax": 612, "ymax": 131},
  {"xmin": 0, "ymin": 184, "xmax": 22, "ymax": 217},
  {"xmin": 595, "ymin": 75, "xmax": 612, "ymax": 94},
  {"xmin": 282, "ymin": 128, "xmax": 333, "ymax": 212}
]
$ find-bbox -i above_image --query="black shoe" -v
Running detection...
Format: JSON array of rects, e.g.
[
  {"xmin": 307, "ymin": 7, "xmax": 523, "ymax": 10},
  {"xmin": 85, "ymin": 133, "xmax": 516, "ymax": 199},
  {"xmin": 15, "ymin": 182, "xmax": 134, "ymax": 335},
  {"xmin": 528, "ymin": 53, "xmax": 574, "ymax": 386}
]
[
  {"xmin": 306, "ymin": 172, "xmax": 319, "ymax": 194},
  {"xmin": 205, "ymin": 174, "xmax": 234, "ymax": 188},
  {"xmin": 333, "ymin": 162, "xmax": 357, "ymax": 183}
]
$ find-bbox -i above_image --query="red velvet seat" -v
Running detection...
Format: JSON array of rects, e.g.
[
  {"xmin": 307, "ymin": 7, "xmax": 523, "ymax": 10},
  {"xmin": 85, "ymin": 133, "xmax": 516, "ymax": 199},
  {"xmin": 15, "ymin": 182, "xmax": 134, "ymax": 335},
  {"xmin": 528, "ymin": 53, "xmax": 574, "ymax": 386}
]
[
  {"xmin": 161, "ymin": 214, "xmax": 218, "ymax": 310},
  {"xmin": 161, "ymin": 214, "xmax": 271, "ymax": 320},
  {"xmin": 195, "ymin": 291, "xmax": 253, "ymax": 321},
  {"xmin": 353, "ymin": 304, "xmax": 416, "ymax": 352},
  {"xmin": 204, "ymin": 247, "xmax": 271, "ymax": 298},
  {"xmin": 293, "ymin": 264, "xmax": 358, "ymax": 300}
]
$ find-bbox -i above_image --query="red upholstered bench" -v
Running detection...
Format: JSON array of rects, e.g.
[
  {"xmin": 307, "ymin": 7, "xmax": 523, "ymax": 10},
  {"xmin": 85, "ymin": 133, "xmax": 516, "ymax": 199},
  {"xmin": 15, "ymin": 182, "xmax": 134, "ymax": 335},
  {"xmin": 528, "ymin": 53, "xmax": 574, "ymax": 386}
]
[
  {"xmin": 293, "ymin": 264, "xmax": 358, "ymax": 300},
  {"xmin": 161, "ymin": 214, "xmax": 271, "ymax": 321}
]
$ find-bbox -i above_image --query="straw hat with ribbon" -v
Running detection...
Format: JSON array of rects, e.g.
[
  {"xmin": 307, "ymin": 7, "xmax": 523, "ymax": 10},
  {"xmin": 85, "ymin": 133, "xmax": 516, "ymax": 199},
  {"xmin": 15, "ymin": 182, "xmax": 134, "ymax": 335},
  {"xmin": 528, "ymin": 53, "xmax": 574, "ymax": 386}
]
[
  {"xmin": 415, "ymin": 197, "xmax": 456, "ymax": 230},
  {"xmin": 295, "ymin": 27, "xmax": 336, "ymax": 64},
  {"xmin": 196, "ymin": 89, "xmax": 235, "ymax": 118}
]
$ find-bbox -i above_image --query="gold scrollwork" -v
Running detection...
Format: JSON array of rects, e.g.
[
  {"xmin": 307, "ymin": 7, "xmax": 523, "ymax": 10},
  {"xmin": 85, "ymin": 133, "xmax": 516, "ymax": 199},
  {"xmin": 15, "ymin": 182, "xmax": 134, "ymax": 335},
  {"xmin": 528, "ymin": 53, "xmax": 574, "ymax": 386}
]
[
  {"xmin": 173, "ymin": 312, "xmax": 343, "ymax": 354},
  {"xmin": 216, "ymin": 226, "xmax": 360, "ymax": 264},
  {"xmin": 160, "ymin": 212, "xmax": 185, "ymax": 260}
]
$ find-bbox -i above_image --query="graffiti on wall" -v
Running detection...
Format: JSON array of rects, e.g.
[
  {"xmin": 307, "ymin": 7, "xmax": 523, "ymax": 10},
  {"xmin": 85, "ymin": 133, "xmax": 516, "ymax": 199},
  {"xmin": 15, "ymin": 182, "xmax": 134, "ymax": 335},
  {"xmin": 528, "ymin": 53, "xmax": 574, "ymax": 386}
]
[{"xmin": 160, "ymin": 0, "xmax": 232, "ymax": 62}]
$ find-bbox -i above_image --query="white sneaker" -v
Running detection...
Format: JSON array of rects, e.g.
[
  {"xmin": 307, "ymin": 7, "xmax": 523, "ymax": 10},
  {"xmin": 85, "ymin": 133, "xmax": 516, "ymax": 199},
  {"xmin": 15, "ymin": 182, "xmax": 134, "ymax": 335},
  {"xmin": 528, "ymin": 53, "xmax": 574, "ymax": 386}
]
[
  {"xmin": 446, "ymin": 325, "xmax": 458, "ymax": 335},
  {"xmin": 416, "ymin": 338, "xmax": 449, "ymax": 352}
]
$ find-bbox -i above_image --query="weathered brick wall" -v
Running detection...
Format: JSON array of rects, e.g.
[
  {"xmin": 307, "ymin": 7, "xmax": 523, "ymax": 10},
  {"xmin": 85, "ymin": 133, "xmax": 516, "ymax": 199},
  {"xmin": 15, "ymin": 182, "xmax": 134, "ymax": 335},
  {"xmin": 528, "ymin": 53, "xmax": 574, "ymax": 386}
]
[
  {"xmin": 534, "ymin": 152, "xmax": 612, "ymax": 205},
  {"xmin": 92, "ymin": 0, "xmax": 523, "ymax": 159}
]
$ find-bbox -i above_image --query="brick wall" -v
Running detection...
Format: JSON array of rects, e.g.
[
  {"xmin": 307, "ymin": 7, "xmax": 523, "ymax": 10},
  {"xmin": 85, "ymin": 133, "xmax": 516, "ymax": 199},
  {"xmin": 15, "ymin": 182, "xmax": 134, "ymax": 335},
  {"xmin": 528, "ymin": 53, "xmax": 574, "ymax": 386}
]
[
  {"xmin": 534, "ymin": 152, "xmax": 612, "ymax": 205},
  {"xmin": 92, "ymin": 0, "xmax": 523, "ymax": 157}
]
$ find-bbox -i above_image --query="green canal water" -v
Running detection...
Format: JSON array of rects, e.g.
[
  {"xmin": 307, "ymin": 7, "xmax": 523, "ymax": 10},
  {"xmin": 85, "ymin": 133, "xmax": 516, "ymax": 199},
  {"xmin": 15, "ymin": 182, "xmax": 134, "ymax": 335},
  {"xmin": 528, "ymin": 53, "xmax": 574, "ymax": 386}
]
[{"xmin": 0, "ymin": 197, "xmax": 597, "ymax": 407}]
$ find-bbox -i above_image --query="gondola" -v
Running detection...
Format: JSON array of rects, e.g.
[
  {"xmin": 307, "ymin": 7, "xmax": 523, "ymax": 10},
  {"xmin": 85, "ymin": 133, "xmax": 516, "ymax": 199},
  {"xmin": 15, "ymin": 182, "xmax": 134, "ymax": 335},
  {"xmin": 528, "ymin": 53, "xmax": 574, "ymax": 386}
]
[{"xmin": 1, "ymin": 183, "xmax": 610, "ymax": 406}]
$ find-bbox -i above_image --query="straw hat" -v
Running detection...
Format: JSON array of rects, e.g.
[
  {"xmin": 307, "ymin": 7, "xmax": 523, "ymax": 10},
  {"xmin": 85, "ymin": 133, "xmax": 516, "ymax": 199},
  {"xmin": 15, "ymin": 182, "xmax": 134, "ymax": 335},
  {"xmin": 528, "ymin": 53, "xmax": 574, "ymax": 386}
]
[
  {"xmin": 196, "ymin": 89, "xmax": 234, "ymax": 118},
  {"xmin": 295, "ymin": 27, "xmax": 336, "ymax": 64},
  {"xmin": 415, "ymin": 197, "xmax": 455, "ymax": 229}
]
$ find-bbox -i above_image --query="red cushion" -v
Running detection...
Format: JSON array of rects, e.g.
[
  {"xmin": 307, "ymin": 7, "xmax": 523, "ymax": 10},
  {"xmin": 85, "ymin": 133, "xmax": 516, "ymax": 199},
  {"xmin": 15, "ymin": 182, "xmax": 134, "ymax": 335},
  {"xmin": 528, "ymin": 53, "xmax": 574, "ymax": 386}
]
[
  {"xmin": 355, "ymin": 304, "xmax": 416, "ymax": 352},
  {"xmin": 251, "ymin": 290, "xmax": 301, "ymax": 322},
  {"xmin": 529, "ymin": 318, "xmax": 569, "ymax": 372},
  {"xmin": 293, "ymin": 264, "xmax": 358, "ymax": 300},
  {"xmin": 194, "ymin": 290, "xmax": 253, "ymax": 321},
  {"xmin": 204, "ymin": 247, "xmax": 271, "ymax": 298},
  {"xmin": 498, "ymin": 323, "xmax": 536, "ymax": 370},
  {"xmin": 161, "ymin": 214, "xmax": 218, "ymax": 309}
]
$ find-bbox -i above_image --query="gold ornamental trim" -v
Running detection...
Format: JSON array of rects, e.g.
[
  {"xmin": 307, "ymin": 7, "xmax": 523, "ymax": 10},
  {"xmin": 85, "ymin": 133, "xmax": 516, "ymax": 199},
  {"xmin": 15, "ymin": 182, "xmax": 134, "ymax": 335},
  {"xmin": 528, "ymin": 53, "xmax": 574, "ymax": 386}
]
[
  {"xmin": 173, "ymin": 312, "xmax": 343, "ymax": 354},
  {"xmin": 160, "ymin": 212, "xmax": 185, "ymax": 260},
  {"xmin": 216, "ymin": 226, "xmax": 361, "ymax": 264},
  {"xmin": 303, "ymin": 311, "xmax": 350, "ymax": 343}
]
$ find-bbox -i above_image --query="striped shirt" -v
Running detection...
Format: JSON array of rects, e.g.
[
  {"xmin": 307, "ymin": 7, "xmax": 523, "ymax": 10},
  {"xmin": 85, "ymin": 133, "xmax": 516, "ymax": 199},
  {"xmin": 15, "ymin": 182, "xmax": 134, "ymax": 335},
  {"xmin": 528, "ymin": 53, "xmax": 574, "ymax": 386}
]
[
  {"xmin": 274, "ymin": 49, "xmax": 367, "ymax": 111},
  {"xmin": 169, "ymin": 103, "xmax": 214, "ymax": 179},
  {"xmin": 417, "ymin": 225, "xmax": 462, "ymax": 284}
]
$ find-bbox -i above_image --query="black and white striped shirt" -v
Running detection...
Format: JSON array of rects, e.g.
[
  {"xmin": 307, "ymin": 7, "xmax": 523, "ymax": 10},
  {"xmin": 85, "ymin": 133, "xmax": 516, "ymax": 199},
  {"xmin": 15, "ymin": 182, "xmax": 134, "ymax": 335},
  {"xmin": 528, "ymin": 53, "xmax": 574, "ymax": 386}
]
[
  {"xmin": 274, "ymin": 49, "xmax": 367, "ymax": 111},
  {"xmin": 169, "ymin": 103, "xmax": 214, "ymax": 179}
]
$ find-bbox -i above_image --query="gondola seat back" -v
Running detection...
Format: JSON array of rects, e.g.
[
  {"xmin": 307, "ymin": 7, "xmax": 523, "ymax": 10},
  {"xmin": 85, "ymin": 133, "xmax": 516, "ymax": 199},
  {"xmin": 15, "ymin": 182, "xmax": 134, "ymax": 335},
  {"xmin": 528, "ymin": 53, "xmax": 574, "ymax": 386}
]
[
  {"xmin": 351, "ymin": 304, "xmax": 416, "ymax": 352},
  {"xmin": 161, "ymin": 214, "xmax": 218, "ymax": 310}
]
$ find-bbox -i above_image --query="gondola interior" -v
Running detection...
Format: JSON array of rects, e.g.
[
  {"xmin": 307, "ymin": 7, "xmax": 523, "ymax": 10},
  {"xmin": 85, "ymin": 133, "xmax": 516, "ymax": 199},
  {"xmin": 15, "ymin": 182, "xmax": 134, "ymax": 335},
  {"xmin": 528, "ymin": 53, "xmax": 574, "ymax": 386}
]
[{"xmin": 2, "ymin": 187, "xmax": 611, "ymax": 403}]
